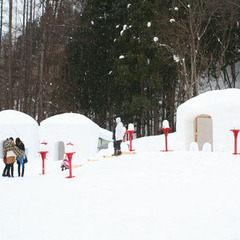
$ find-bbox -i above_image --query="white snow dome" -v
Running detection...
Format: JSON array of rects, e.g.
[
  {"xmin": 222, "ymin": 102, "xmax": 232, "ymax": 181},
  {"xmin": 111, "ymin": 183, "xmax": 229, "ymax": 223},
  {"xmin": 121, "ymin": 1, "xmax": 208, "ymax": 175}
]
[
  {"xmin": 40, "ymin": 113, "xmax": 100, "ymax": 162},
  {"xmin": 176, "ymin": 88, "xmax": 240, "ymax": 152},
  {"xmin": 0, "ymin": 109, "xmax": 39, "ymax": 159}
]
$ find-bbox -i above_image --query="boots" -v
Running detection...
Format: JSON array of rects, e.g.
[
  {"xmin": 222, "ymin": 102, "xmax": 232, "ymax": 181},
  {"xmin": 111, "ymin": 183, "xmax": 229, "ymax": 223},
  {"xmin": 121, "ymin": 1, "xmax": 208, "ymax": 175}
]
[
  {"xmin": 112, "ymin": 149, "xmax": 122, "ymax": 156},
  {"xmin": 112, "ymin": 149, "xmax": 117, "ymax": 156},
  {"xmin": 116, "ymin": 150, "xmax": 122, "ymax": 155}
]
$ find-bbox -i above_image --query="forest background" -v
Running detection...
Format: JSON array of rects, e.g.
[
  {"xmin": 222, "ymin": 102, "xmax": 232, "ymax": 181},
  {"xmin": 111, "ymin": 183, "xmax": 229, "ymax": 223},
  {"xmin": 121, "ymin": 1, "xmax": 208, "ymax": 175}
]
[{"xmin": 0, "ymin": 0, "xmax": 240, "ymax": 137}]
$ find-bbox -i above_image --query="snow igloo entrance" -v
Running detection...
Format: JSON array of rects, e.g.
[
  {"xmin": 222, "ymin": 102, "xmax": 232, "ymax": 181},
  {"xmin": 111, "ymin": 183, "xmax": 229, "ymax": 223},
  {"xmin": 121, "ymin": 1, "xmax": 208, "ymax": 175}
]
[
  {"xmin": 195, "ymin": 114, "xmax": 213, "ymax": 151},
  {"xmin": 58, "ymin": 141, "xmax": 65, "ymax": 160}
]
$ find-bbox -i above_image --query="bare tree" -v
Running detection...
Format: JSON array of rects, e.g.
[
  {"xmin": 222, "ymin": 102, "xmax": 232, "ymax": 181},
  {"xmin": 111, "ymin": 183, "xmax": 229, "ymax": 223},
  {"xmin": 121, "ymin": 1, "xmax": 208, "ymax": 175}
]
[
  {"xmin": 8, "ymin": 0, "xmax": 13, "ymax": 108},
  {"xmin": 211, "ymin": 0, "xmax": 240, "ymax": 89},
  {"xmin": 156, "ymin": 0, "xmax": 240, "ymax": 102},
  {"xmin": 155, "ymin": 0, "xmax": 219, "ymax": 100},
  {"xmin": 0, "ymin": 0, "xmax": 3, "ymax": 57},
  {"xmin": 0, "ymin": 0, "xmax": 3, "ymax": 109}
]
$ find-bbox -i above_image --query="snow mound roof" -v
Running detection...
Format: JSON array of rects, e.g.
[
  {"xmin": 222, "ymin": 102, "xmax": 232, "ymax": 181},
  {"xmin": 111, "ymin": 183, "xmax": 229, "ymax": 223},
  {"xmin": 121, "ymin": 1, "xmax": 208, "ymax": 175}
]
[
  {"xmin": 99, "ymin": 127, "xmax": 112, "ymax": 141},
  {"xmin": 0, "ymin": 109, "xmax": 38, "ymax": 125},
  {"xmin": 176, "ymin": 88, "xmax": 240, "ymax": 152},
  {"xmin": 40, "ymin": 113, "xmax": 98, "ymax": 127},
  {"xmin": 179, "ymin": 88, "xmax": 240, "ymax": 111}
]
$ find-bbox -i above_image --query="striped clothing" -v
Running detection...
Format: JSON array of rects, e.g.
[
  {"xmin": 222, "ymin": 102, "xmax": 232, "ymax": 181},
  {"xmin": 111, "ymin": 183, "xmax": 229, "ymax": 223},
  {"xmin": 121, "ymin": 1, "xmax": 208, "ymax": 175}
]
[{"xmin": 4, "ymin": 139, "xmax": 23, "ymax": 159}]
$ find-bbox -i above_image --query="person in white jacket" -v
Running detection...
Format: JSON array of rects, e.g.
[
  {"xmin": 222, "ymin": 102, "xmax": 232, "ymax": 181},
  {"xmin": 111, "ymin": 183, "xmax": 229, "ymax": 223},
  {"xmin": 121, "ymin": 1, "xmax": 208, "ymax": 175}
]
[{"xmin": 113, "ymin": 117, "xmax": 125, "ymax": 156}]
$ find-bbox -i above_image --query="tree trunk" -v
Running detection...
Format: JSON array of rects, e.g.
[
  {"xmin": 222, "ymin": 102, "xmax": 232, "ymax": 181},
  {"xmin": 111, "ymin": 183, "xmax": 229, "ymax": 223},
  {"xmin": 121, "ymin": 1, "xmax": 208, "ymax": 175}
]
[
  {"xmin": 154, "ymin": 103, "xmax": 159, "ymax": 135},
  {"xmin": 0, "ymin": 0, "xmax": 3, "ymax": 57},
  {"xmin": 39, "ymin": 20, "xmax": 46, "ymax": 123},
  {"xmin": 8, "ymin": 0, "xmax": 13, "ymax": 109},
  {"xmin": 19, "ymin": 0, "xmax": 26, "ymax": 111},
  {"xmin": 231, "ymin": 64, "xmax": 236, "ymax": 88}
]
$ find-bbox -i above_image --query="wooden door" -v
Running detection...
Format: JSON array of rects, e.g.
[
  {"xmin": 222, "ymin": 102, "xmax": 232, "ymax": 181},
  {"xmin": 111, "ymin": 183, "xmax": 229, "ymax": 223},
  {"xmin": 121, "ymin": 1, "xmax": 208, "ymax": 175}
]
[{"xmin": 195, "ymin": 115, "xmax": 213, "ymax": 151}]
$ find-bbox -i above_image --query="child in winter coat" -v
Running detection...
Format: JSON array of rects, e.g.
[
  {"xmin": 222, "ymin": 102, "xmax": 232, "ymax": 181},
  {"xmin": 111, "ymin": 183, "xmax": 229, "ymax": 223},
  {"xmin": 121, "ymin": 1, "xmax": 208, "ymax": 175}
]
[
  {"xmin": 60, "ymin": 157, "xmax": 70, "ymax": 171},
  {"xmin": 113, "ymin": 117, "xmax": 125, "ymax": 156}
]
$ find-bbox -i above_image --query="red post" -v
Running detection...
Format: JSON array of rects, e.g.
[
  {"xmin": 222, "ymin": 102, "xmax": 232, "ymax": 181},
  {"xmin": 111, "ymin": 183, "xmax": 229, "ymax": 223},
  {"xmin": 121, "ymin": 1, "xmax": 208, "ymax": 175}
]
[
  {"xmin": 39, "ymin": 151, "xmax": 48, "ymax": 175},
  {"xmin": 127, "ymin": 130, "xmax": 135, "ymax": 151},
  {"xmin": 65, "ymin": 151, "xmax": 75, "ymax": 178},
  {"xmin": 39, "ymin": 142, "xmax": 48, "ymax": 175},
  {"xmin": 160, "ymin": 127, "xmax": 172, "ymax": 152},
  {"xmin": 230, "ymin": 129, "xmax": 240, "ymax": 154}
]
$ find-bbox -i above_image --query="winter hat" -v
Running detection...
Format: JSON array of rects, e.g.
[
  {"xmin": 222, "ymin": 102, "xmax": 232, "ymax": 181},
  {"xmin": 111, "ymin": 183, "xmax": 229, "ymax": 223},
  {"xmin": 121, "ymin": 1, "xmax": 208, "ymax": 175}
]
[{"xmin": 116, "ymin": 117, "xmax": 121, "ymax": 123}]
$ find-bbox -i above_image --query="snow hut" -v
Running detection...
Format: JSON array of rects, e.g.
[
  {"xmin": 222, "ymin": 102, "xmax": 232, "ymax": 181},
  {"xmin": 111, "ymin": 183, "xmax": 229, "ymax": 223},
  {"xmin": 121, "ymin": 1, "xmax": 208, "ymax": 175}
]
[
  {"xmin": 176, "ymin": 89, "xmax": 240, "ymax": 152},
  {"xmin": 40, "ymin": 113, "xmax": 100, "ymax": 162},
  {"xmin": 0, "ymin": 110, "xmax": 39, "ymax": 159}
]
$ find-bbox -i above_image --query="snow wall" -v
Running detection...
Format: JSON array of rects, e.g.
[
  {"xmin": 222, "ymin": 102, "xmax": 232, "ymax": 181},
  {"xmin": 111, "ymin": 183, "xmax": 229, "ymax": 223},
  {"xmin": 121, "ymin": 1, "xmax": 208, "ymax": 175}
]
[
  {"xmin": 0, "ymin": 110, "xmax": 39, "ymax": 159},
  {"xmin": 40, "ymin": 113, "xmax": 100, "ymax": 162},
  {"xmin": 99, "ymin": 127, "xmax": 112, "ymax": 142},
  {"xmin": 176, "ymin": 88, "xmax": 240, "ymax": 152}
]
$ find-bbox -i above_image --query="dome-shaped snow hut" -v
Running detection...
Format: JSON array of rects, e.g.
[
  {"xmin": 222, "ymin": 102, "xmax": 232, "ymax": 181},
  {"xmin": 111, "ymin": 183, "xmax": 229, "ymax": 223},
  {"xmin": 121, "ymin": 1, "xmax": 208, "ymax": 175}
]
[
  {"xmin": 40, "ymin": 113, "xmax": 100, "ymax": 162},
  {"xmin": 0, "ymin": 110, "xmax": 39, "ymax": 159},
  {"xmin": 176, "ymin": 89, "xmax": 240, "ymax": 152}
]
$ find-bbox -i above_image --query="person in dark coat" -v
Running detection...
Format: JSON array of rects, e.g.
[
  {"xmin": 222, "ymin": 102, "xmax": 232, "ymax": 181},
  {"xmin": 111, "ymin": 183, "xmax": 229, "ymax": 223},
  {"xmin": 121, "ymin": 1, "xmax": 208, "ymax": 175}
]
[
  {"xmin": 15, "ymin": 137, "xmax": 26, "ymax": 177},
  {"xmin": 112, "ymin": 118, "xmax": 117, "ymax": 156}
]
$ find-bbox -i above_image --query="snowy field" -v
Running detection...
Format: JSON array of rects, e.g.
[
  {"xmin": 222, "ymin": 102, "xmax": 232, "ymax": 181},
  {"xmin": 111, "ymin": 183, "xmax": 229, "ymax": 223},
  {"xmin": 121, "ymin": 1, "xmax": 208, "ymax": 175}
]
[{"xmin": 1, "ymin": 134, "xmax": 240, "ymax": 240}]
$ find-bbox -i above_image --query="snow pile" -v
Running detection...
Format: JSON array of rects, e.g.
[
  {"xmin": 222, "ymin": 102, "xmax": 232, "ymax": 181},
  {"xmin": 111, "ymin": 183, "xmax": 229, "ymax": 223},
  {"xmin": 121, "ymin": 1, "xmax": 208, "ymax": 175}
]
[{"xmin": 0, "ymin": 109, "xmax": 39, "ymax": 159}]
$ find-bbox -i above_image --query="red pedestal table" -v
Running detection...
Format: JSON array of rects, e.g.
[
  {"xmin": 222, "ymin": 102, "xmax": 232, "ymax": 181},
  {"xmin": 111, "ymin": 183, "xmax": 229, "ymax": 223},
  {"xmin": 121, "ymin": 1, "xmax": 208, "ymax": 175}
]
[
  {"xmin": 65, "ymin": 152, "xmax": 76, "ymax": 178},
  {"xmin": 39, "ymin": 151, "xmax": 48, "ymax": 175},
  {"xmin": 160, "ymin": 127, "xmax": 173, "ymax": 152},
  {"xmin": 230, "ymin": 129, "xmax": 240, "ymax": 155},
  {"xmin": 127, "ymin": 130, "xmax": 135, "ymax": 151}
]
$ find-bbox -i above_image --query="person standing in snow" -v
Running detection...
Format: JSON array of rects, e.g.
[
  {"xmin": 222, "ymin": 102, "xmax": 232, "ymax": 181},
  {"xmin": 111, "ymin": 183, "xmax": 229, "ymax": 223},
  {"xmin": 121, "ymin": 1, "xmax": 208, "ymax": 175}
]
[
  {"xmin": 3, "ymin": 137, "xmax": 23, "ymax": 177},
  {"xmin": 15, "ymin": 137, "xmax": 27, "ymax": 177},
  {"xmin": 112, "ymin": 118, "xmax": 117, "ymax": 155},
  {"xmin": 113, "ymin": 117, "xmax": 125, "ymax": 156},
  {"xmin": 2, "ymin": 138, "xmax": 9, "ymax": 177}
]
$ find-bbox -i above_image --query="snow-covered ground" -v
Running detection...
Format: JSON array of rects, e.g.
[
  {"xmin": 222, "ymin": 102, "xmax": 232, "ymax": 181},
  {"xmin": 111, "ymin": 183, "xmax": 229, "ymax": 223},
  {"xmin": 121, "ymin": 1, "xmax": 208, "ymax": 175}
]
[{"xmin": 1, "ymin": 134, "xmax": 240, "ymax": 240}]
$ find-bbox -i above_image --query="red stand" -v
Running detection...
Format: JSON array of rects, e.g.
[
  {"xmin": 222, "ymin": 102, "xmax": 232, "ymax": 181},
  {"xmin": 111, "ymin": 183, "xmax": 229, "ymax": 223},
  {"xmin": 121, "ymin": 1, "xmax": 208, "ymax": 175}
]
[
  {"xmin": 65, "ymin": 152, "xmax": 76, "ymax": 178},
  {"xmin": 127, "ymin": 130, "xmax": 135, "ymax": 151},
  {"xmin": 230, "ymin": 129, "xmax": 240, "ymax": 155},
  {"xmin": 39, "ymin": 151, "xmax": 48, "ymax": 175},
  {"xmin": 161, "ymin": 127, "xmax": 172, "ymax": 152}
]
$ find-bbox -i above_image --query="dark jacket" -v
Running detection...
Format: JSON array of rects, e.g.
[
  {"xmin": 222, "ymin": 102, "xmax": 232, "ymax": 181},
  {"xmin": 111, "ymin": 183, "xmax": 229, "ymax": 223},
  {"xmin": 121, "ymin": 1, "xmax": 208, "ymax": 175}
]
[
  {"xmin": 16, "ymin": 141, "xmax": 25, "ymax": 152},
  {"xmin": 112, "ymin": 122, "xmax": 117, "ymax": 141}
]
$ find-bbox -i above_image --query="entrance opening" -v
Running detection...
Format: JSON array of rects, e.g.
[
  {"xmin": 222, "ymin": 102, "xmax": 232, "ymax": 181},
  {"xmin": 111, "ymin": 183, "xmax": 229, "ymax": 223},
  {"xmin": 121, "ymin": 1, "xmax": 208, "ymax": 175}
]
[
  {"xmin": 195, "ymin": 114, "xmax": 213, "ymax": 151},
  {"xmin": 58, "ymin": 141, "xmax": 65, "ymax": 160}
]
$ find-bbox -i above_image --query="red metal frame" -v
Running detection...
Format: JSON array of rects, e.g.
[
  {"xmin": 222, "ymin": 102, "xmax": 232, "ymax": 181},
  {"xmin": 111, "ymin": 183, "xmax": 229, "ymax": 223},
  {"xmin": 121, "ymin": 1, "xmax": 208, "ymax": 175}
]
[
  {"xmin": 127, "ymin": 130, "xmax": 135, "ymax": 151},
  {"xmin": 160, "ymin": 127, "xmax": 172, "ymax": 152},
  {"xmin": 65, "ymin": 152, "xmax": 76, "ymax": 178},
  {"xmin": 39, "ymin": 151, "xmax": 48, "ymax": 175},
  {"xmin": 230, "ymin": 129, "xmax": 240, "ymax": 155}
]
